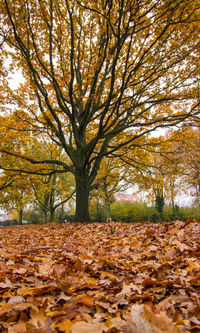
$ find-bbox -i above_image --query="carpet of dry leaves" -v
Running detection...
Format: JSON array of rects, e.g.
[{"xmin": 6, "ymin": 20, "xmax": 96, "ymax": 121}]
[{"xmin": 0, "ymin": 219, "xmax": 200, "ymax": 333}]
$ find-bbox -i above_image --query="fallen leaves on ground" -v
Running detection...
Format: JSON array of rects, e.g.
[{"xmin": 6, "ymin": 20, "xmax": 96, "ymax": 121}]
[{"xmin": 0, "ymin": 218, "xmax": 199, "ymax": 332}]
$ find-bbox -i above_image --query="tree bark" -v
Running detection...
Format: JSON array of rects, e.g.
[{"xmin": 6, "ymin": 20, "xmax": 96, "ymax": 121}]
[
  {"xmin": 171, "ymin": 198, "xmax": 175, "ymax": 213},
  {"xmin": 43, "ymin": 210, "xmax": 48, "ymax": 224},
  {"xmin": 106, "ymin": 202, "xmax": 111, "ymax": 222},
  {"xmin": 49, "ymin": 208, "xmax": 55, "ymax": 222},
  {"xmin": 75, "ymin": 170, "xmax": 90, "ymax": 222},
  {"xmin": 155, "ymin": 193, "xmax": 165, "ymax": 215},
  {"xmin": 18, "ymin": 209, "xmax": 23, "ymax": 225}
]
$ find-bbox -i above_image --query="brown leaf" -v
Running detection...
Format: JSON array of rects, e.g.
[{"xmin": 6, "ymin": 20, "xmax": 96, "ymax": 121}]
[
  {"xmin": 71, "ymin": 321, "xmax": 106, "ymax": 333},
  {"xmin": 13, "ymin": 268, "xmax": 27, "ymax": 275},
  {"xmin": 7, "ymin": 321, "xmax": 27, "ymax": 333},
  {"xmin": 74, "ymin": 294, "xmax": 94, "ymax": 307},
  {"xmin": 54, "ymin": 319, "xmax": 72, "ymax": 333},
  {"xmin": 7, "ymin": 296, "xmax": 24, "ymax": 304},
  {"xmin": 189, "ymin": 273, "xmax": 200, "ymax": 286},
  {"xmin": 128, "ymin": 304, "xmax": 183, "ymax": 333}
]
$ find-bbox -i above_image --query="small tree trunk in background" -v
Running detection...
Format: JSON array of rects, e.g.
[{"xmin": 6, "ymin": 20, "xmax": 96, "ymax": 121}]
[
  {"xmin": 42, "ymin": 193, "xmax": 50, "ymax": 223},
  {"xmin": 103, "ymin": 180, "xmax": 111, "ymax": 222},
  {"xmin": 96, "ymin": 199, "xmax": 102, "ymax": 221},
  {"xmin": 155, "ymin": 193, "xmax": 165, "ymax": 215},
  {"xmin": 18, "ymin": 209, "xmax": 23, "ymax": 225},
  {"xmin": 106, "ymin": 202, "xmax": 111, "ymax": 222},
  {"xmin": 43, "ymin": 211, "xmax": 48, "ymax": 224},
  {"xmin": 171, "ymin": 197, "xmax": 175, "ymax": 214},
  {"xmin": 61, "ymin": 203, "xmax": 64, "ymax": 220}
]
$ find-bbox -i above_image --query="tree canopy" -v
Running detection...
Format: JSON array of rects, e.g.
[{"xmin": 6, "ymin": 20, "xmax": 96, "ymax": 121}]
[{"xmin": 0, "ymin": 0, "xmax": 199, "ymax": 221}]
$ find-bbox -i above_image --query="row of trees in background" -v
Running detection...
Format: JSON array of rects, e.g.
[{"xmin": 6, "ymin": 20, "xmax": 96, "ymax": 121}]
[
  {"xmin": 0, "ymin": 126, "xmax": 200, "ymax": 223},
  {"xmin": 0, "ymin": 141, "xmax": 75, "ymax": 223}
]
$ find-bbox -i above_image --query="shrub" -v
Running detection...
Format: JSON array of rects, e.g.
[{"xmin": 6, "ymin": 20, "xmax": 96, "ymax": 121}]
[
  {"xmin": 110, "ymin": 201, "xmax": 158, "ymax": 223},
  {"xmin": 109, "ymin": 201, "xmax": 200, "ymax": 223}
]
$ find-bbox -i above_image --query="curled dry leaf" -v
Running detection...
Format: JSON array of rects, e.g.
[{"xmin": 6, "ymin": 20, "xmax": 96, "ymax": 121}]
[
  {"xmin": 128, "ymin": 304, "xmax": 183, "ymax": 333},
  {"xmin": 70, "ymin": 321, "xmax": 106, "ymax": 333}
]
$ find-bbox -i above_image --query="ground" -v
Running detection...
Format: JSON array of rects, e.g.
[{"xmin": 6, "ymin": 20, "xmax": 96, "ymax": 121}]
[{"xmin": 0, "ymin": 219, "xmax": 199, "ymax": 332}]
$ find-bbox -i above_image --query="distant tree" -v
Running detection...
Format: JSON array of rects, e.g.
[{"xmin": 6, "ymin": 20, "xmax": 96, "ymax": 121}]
[
  {"xmin": 0, "ymin": 138, "xmax": 74, "ymax": 222},
  {"xmin": 91, "ymin": 157, "xmax": 130, "ymax": 222},
  {"xmin": 0, "ymin": 173, "xmax": 32, "ymax": 224},
  {"xmin": 174, "ymin": 127, "xmax": 200, "ymax": 205},
  {"xmin": 134, "ymin": 135, "xmax": 183, "ymax": 214},
  {"xmin": 31, "ymin": 169, "xmax": 75, "ymax": 223}
]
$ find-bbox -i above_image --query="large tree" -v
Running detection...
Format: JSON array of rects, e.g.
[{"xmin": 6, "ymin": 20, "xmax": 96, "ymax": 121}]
[{"xmin": 0, "ymin": 0, "xmax": 199, "ymax": 221}]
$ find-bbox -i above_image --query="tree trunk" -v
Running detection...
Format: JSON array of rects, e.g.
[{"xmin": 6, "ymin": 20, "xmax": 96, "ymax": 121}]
[
  {"xmin": 96, "ymin": 199, "xmax": 102, "ymax": 222},
  {"xmin": 41, "ymin": 193, "xmax": 50, "ymax": 223},
  {"xmin": 155, "ymin": 193, "xmax": 165, "ymax": 215},
  {"xmin": 49, "ymin": 209, "xmax": 55, "ymax": 222},
  {"xmin": 43, "ymin": 211, "xmax": 48, "ymax": 224},
  {"xmin": 75, "ymin": 170, "xmax": 90, "ymax": 222},
  {"xmin": 171, "ymin": 198, "xmax": 175, "ymax": 213},
  {"xmin": 106, "ymin": 202, "xmax": 111, "ymax": 222},
  {"xmin": 18, "ymin": 209, "xmax": 23, "ymax": 225}
]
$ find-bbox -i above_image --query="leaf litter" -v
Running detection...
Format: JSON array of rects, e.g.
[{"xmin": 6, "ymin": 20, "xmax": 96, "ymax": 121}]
[{"xmin": 0, "ymin": 218, "xmax": 199, "ymax": 332}]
